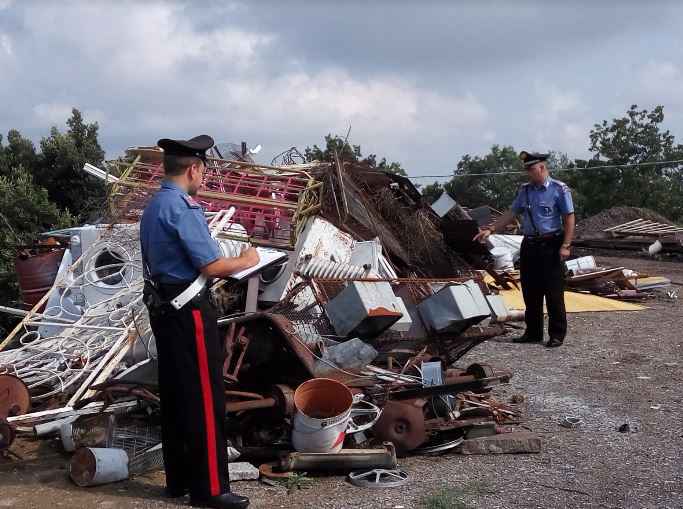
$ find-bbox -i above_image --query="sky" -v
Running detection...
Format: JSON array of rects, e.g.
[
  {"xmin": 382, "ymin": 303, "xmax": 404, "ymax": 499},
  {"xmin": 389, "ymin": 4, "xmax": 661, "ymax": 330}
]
[{"xmin": 1, "ymin": 1, "xmax": 683, "ymax": 180}]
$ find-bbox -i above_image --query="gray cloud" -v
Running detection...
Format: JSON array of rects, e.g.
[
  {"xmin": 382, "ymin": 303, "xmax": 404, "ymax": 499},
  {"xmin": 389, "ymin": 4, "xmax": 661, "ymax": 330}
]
[{"xmin": 1, "ymin": 1, "xmax": 683, "ymax": 179}]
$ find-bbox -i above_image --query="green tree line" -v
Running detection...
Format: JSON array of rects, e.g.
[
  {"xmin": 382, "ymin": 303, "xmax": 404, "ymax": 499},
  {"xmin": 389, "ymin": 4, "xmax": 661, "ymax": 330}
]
[
  {"xmin": 0, "ymin": 108, "xmax": 106, "ymax": 334},
  {"xmin": 421, "ymin": 105, "xmax": 683, "ymax": 221},
  {"xmin": 1, "ymin": 104, "xmax": 682, "ymax": 335}
]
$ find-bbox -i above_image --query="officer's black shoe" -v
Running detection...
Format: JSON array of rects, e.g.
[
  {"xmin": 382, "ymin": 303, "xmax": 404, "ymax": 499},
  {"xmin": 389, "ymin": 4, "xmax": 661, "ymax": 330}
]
[
  {"xmin": 190, "ymin": 492, "xmax": 250, "ymax": 509},
  {"xmin": 546, "ymin": 337, "xmax": 564, "ymax": 348},
  {"xmin": 513, "ymin": 334, "xmax": 542, "ymax": 343}
]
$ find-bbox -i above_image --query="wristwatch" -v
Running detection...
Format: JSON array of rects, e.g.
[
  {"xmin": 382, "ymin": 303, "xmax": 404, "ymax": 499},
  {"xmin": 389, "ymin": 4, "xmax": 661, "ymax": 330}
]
[{"xmin": 561, "ymin": 242, "xmax": 571, "ymax": 249}]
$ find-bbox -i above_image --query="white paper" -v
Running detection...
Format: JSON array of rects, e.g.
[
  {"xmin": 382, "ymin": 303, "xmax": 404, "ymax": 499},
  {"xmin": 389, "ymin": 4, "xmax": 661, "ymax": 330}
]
[{"xmin": 228, "ymin": 247, "xmax": 288, "ymax": 280}]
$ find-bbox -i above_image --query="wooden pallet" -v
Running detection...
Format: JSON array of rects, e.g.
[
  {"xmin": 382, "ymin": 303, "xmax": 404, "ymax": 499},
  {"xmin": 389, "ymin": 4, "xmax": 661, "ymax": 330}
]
[{"xmin": 603, "ymin": 218, "xmax": 683, "ymax": 237}]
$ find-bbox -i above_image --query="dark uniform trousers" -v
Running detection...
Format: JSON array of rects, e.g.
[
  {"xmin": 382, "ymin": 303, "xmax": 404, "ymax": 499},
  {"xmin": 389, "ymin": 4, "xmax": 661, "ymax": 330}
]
[
  {"xmin": 147, "ymin": 285, "xmax": 228, "ymax": 499},
  {"xmin": 519, "ymin": 233, "xmax": 567, "ymax": 341}
]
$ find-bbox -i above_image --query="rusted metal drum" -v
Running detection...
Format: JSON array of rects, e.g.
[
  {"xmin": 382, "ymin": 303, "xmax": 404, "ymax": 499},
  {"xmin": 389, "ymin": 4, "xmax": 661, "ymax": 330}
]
[
  {"xmin": 15, "ymin": 248, "xmax": 64, "ymax": 309},
  {"xmin": 0, "ymin": 374, "xmax": 31, "ymax": 418}
]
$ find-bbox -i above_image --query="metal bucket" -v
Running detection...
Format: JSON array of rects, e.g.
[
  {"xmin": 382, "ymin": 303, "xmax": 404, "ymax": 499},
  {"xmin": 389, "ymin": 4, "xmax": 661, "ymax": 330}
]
[
  {"xmin": 291, "ymin": 378, "xmax": 353, "ymax": 453},
  {"xmin": 70, "ymin": 447, "xmax": 129, "ymax": 487}
]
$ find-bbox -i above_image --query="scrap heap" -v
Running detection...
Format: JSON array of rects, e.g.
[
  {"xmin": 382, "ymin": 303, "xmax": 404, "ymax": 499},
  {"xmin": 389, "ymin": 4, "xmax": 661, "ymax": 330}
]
[{"xmin": 0, "ymin": 147, "xmax": 530, "ymax": 488}]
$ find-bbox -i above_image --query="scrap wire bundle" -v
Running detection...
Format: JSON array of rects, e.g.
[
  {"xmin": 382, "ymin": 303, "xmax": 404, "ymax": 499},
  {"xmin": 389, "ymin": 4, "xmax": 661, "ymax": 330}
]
[{"xmin": 0, "ymin": 227, "xmax": 151, "ymax": 401}]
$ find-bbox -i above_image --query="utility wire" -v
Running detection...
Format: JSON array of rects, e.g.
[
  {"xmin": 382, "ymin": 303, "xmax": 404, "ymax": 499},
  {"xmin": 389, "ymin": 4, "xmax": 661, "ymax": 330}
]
[{"xmin": 405, "ymin": 158, "xmax": 683, "ymax": 180}]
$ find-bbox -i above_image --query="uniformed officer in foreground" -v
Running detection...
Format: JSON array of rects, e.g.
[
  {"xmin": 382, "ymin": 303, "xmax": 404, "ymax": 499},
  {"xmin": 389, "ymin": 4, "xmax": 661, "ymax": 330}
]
[
  {"xmin": 140, "ymin": 135, "xmax": 259, "ymax": 509},
  {"xmin": 474, "ymin": 151, "xmax": 575, "ymax": 348}
]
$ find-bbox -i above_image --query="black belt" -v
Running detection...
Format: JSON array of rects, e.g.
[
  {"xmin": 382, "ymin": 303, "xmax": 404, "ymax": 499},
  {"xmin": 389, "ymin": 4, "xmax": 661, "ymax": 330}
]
[
  {"xmin": 524, "ymin": 231, "xmax": 562, "ymax": 241},
  {"xmin": 143, "ymin": 278, "xmax": 210, "ymax": 311}
]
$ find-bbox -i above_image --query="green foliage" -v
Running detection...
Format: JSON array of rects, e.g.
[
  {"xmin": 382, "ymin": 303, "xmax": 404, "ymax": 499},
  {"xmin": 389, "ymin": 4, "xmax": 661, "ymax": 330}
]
[
  {"xmin": 420, "ymin": 181, "xmax": 446, "ymax": 204},
  {"xmin": 305, "ymin": 134, "xmax": 407, "ymax": 176},
  {"xmin": 563, "ymin": 104, "xmax": 683, "ymax": 220},
  {"xmin": 276, "ymin": 472, "xmax": 313, "ymax": 494},
  {"xmin": 36, "ymin": 109, "xmax": 107, "ymax": 220},
  {"xmin": 0, "ymin": 108, "xmax": 101, "ymax": 334},
  {"xmin": 0, "ymin": 166, "xmax": 75, "ymax": 334},
  {"xmin": 424, "ymin": 106, "xmax": 683, "ymax": 222},
  {"xmin": 420, "ymin": 145, "xmax": 525, "ymax": 210},
  {"xmin": 421, "ymin": 481, "xmax": 494, "ymax": 509},
  {"xmin": 449, "ymin": 145, "xmax": 526, "ymax": 211}
]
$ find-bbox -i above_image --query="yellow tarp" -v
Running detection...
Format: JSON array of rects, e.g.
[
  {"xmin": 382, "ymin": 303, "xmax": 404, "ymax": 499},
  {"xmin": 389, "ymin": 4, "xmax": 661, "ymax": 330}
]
[
  {"xmin": 498, "ymin": 287, "xmax": 645, "ymax": 313},
  {"xmin": 483, "ymin": 274, "xmax": 646, "ymax": 313}
]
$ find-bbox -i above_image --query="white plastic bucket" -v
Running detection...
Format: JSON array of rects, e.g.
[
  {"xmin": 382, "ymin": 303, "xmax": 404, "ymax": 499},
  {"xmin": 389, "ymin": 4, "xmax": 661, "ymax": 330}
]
[
  {"xmin": 291, "ymin": 378, "xmax": 353, "ymax": 453},
  {"xmin": 490, "ymin": 247, "xmax": 514, "ymax": 270},
  {"xmin": 648, "ymin": 240, "xmax": 663, "ymax": 256},
  {"xmin": 70, "ymin": 447, "xmax": 129, "ymax": 487}
]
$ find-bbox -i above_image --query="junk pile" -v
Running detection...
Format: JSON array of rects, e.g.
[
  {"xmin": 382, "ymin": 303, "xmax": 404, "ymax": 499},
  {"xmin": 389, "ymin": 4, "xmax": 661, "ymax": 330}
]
[
  {"xmin": 574, "ymin": 207, "xmax": 683, "ymax": 258},
  {"xmin": 427, "ymin": 196, "xmax": 673, "ymax": 304},
  {"xmin": 0, "ymin": 147, "xmax": 538, "ymax": 489}
]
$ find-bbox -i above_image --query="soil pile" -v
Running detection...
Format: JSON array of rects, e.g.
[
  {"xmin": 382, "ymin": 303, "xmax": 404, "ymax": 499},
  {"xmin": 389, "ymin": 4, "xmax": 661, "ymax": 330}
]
[{"xmin": 576, "ymin": 206, "xmax": 676, "ymax": 236}]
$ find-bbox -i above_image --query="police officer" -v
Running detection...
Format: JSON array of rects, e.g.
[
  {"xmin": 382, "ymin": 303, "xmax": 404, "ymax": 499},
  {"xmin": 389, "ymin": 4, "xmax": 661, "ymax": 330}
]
[
  {"xmin": 474, "ymin": 151, "xmax": 575, "ymax": 348},
  {"xmin": 140, "ymin": 135, "xmax": 259, "ymax": 509}
]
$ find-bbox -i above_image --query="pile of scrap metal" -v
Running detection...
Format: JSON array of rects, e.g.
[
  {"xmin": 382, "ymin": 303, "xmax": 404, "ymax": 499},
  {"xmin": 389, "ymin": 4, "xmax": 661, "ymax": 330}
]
[
  {"xmin": 564, "ymin": 256, "xmax": 672, "ymax": 300},
  {"xmin": 0, "ymin": 146, "xmax": 527, "ymax": 487}
]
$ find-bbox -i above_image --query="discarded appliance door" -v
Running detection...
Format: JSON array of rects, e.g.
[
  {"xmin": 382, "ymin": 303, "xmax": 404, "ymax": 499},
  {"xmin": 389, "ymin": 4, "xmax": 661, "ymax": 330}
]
[
  {"xmin": 325, "ymin": 281, "xmax": 402, "ymax": 338},
  {"xmin": 417, "ymin": 280, "xmax": 490, "ymax": 334}
]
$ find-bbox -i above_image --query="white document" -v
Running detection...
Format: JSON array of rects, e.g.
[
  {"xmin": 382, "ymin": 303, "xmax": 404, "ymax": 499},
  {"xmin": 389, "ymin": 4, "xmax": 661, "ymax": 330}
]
[{"xmin": 228, "ymin": 247, "xmax": 288, "ymax": 280}]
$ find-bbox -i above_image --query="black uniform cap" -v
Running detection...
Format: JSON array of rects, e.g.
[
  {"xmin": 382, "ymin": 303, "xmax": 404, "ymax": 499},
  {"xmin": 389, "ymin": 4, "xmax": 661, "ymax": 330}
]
[
  {"xmin": 157, "ymin": 135, "xmax": 214, "ymax": 161},
  {"xmin": 519, "ymin": 151, "xmax": 549, "ymax": 168}
]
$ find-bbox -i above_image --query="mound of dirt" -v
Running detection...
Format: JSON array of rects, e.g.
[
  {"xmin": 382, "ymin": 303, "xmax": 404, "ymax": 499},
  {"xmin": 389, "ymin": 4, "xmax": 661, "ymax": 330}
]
[{"xmin": 576, "ymin": 206, "xmax": 676, "ymax": 236}]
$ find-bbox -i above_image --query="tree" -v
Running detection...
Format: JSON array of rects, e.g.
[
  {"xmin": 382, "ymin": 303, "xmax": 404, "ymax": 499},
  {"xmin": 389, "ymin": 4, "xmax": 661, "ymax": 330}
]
[
  {"xmin": 422, "ymin": 145, "xmax": 525, "ymax": 210},
  {"xmin": 0, "ymin": 130, "xmax": 40, "ymax": 179},
  {"xmin": 565, "ymin": 105, "xmax": 683, "ymax": 219},
  {"xmin": 35, "ymin": 109, "xmax": 107, "ymax": 220},
  {"xmin": 420, "ymin": 181, "xmax": 445, "ymax": 204},
  {"xmin": 305, "ymin": 134, "xmax": 407, "ymax": 176},
  {"xmin": 0, "ymin": 166, "xmax": 74, "ymax": 335}
]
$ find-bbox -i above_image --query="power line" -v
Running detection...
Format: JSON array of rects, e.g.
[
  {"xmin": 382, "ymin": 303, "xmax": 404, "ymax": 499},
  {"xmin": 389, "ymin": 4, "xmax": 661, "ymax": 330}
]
[{"xmin": 406, "ymin": 158, "xmax": 683, "ymax": 180}]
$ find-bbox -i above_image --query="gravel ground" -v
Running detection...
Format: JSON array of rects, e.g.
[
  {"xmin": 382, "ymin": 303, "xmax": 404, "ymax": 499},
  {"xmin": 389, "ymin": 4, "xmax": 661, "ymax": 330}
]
[{"xmin": 1, "ymin": 256, "xmax": 681, "ymax": 509}]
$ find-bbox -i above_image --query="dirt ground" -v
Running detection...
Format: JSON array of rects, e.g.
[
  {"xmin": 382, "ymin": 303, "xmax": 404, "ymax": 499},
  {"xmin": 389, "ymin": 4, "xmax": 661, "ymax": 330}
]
[{"xmin": 1, "ymin": 255, "xmax": 681, "ymax": 509}]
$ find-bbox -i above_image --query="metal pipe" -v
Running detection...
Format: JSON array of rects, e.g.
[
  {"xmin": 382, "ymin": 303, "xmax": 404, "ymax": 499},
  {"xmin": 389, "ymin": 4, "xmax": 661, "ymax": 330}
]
[
  {"xmin": 225, "ymin": 397, "xmax": 276, "ymax": 413},
  {"xmin": 280, "ymin": 443, "xmax": 397, "ymax": 472}
]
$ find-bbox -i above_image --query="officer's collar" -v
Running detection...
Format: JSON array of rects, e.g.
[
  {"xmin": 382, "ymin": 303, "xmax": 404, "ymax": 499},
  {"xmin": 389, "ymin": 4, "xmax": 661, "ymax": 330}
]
[
  {"xmin": 161, "ymin": 179, "xmax": 188, "ymax": 195},
  {"xmin": 531, "ymin": 176, "xmax": 551, "ymax": 190}
]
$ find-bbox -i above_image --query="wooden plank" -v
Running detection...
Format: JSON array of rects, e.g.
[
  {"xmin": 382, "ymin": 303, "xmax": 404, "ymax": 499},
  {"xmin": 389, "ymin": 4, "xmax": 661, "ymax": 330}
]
[
  {"xmin": 115, "ymin": 178, "xmax": 300, "ymax": 210},
  {"xmin": 616, "ymin": 223, "xmax": 679, "ymax": 233},
  {"xmin": 66, "ymin": 327, "xmax": 133, "ymax": 407},
  {"xmin": 603, "ymin": 218, "xmax": 646, "ymax": 231},
  {"xmin": 0, "ymin": 286, "xmax": 54, "ymax": 352}
]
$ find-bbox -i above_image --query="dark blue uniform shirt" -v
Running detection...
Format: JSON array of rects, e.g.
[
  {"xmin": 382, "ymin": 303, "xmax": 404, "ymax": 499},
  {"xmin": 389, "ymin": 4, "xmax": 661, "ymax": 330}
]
[
  {"xmin": 511, "ymin": 177, "xmax": 574, "ymax": 236},
  {"xmin": 140, "ymin": 181, "xmax": 221, "ymax": 283}
]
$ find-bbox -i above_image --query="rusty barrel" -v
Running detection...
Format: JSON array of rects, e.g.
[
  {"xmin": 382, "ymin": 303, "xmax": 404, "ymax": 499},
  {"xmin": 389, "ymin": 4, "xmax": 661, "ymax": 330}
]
[{"xmin": 15, "ymin": 248, "xmax": 64, "ymax": 309}]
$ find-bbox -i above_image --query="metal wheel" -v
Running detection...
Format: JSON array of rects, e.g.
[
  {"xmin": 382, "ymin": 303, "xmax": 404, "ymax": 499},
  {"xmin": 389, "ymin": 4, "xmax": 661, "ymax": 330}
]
[
  {"xmin": 413, "ymin": 436, "xmax": 464, "ymax": 454},
  {"xmin": 348, "ymin": 468, "xmax": 409, "ymax": 488},
  {"xmin": 347, "ymin": 399, "xmax": 382, "ymax": 434}
]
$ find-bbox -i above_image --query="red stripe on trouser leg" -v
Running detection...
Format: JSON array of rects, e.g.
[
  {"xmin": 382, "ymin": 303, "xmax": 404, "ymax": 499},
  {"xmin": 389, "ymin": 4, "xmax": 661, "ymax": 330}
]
[{"xmin": 192, "ymin": 309, "xmax": 220, "ymax": 497}]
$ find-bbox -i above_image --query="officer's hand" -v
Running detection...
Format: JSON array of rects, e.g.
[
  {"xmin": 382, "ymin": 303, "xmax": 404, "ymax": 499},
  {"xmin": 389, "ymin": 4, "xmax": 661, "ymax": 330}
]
[
  {"xmin": 473, "ymin": 228, "xmax": 491, "ymax": 244},
  {"xmin": 240, "ymin": 246, "xmax": 260, "ymax": 267},
  {"xmin": 559, "ymin": 246, "xmax": 571, "ymax": 260}
]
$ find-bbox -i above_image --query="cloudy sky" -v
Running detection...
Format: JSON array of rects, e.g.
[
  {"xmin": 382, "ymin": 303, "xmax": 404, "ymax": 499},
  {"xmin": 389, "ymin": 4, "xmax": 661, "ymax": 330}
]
[{"xmin": 1, "ymin": 1, "xmax": 683, "ymax": 180}]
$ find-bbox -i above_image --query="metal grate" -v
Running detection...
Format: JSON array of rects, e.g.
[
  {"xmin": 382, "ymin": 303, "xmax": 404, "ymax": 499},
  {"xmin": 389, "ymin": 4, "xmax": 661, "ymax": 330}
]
[{"xmin": 106, "ymin": 156, "xmax": 322, "ymax": 249}]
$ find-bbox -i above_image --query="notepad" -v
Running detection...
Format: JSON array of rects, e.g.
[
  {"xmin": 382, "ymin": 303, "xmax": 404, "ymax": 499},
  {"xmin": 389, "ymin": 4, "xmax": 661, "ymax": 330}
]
[{"xmin": 228, "ymin": 248, "xmax": 288, "ymax": 280}]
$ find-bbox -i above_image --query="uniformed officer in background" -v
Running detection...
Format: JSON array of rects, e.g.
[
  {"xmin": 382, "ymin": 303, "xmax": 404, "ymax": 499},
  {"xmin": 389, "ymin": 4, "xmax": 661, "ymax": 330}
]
[
  {"xmin": 140, "ymin": 135, "xmax": 259, "ymax": 509},
  {"xmin": 474, "ymin": 151, "xmax": 575, "ymax": 348}
]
